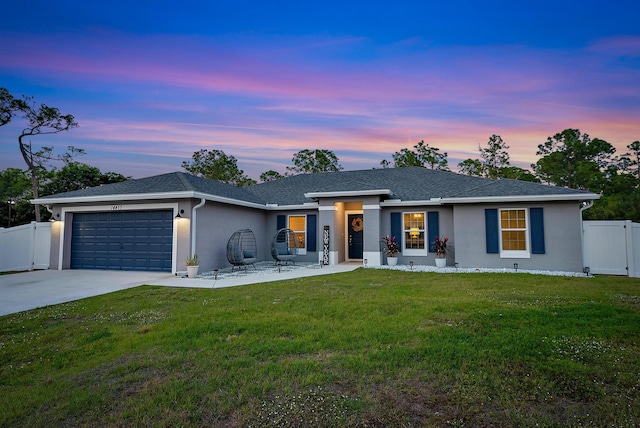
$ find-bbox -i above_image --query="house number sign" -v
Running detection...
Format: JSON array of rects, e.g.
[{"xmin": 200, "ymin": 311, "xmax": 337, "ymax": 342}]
[{"xmin": 111, "ymin": 205, "xmax": 123, "ymax": 211}]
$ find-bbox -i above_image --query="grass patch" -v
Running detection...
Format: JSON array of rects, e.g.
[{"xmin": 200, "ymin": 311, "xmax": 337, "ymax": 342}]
[{"xmin": 1, "ymin": 269, "xmax": 639, "ymax": 427}]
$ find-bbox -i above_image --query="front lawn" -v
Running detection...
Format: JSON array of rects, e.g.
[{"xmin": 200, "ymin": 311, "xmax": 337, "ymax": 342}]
[{"xmin": 1, "ymin": 269, "xmax": 639, "ymax": 427}]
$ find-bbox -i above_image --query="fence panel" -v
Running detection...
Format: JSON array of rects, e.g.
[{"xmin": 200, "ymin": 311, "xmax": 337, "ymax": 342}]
[
  {"xmin": 0, "ymin": 222, "xmax": 51, "ymax": 272},
  {"xmin": 631, "ymin": 223, "xmax": 640, "ymax": 278},
  {"xmin": 583, "ymin": 221, "xmax": 629, "ymax": 276},
  {"xmin": 583, "ymin": 220, "xmax": 640, "ymax": 277}
]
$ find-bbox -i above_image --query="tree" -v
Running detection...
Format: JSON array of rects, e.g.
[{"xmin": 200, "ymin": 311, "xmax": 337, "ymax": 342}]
[
  {"xmin": 287, "ymin": 149, "xmax": 342, "ymax": 174},
  {"xmin": 182, "ymin": 149, "xmax": 256, "ymax": 186},
  {"xmin": 479, "ymin": 134, "xmax": 510, "ymax": 179},
  {"xmin": 384, "ymin": 141, "xmax": 450, "ymax": 170},
  {"xmin": 259, "ymin": 170, "xmax": 285, "ymax": 182},
  {"xmin": 1, "ymin": 88, "xmax": 16, "ymax": 126},
  {"xmin": 13, "ymin": 97, "xmax": 79, "ymax": 221},
  {"xmin": 42, "ymin": 162, "xmax": 128, "ymax": 196},
  {"xmin": 457, "ymin": 134, "xmax": 536, "ymax": 181},
  {"xmin": 618, "ymin": 141, "xmax": 640, "ymax": 179},
  {"xmin": 457, "ymin": 158, "xmax": 484, "ymax": 177},
  {"xmin": 0, "ymin": 168, "xmax": 31, "ymax": 227},
  {"xmin": 533, "ymin": 129, "xmax": 615, "ymax": 191}
]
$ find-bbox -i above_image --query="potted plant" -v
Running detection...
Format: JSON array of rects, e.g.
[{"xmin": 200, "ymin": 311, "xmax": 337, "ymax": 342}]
[
  {"xmin": 434, "ymin": 236, "xmax": 448, "ymax": 268},
  {"xmin": 381, "ymin": 235, "xmax": 400, "ymax": 266},
  {"xmin": 185, "ymin": 254, "xmax": 199, "ymax": 278}
]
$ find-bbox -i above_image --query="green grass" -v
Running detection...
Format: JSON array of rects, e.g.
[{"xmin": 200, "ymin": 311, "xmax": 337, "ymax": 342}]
[{"xmin": 1, "ymin": 269, "xmax": 639, "ymax": 427}]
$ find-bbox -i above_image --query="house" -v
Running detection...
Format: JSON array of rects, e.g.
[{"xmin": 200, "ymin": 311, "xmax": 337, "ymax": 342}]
[{"xmin": 34, "ymin": 167, "xmax": 599, "ymax": 274}]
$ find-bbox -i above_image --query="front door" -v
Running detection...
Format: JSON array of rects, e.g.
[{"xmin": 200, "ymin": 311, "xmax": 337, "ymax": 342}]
[{"xmin": 348, "ymin": 213, "xmax": 364, "ymax": 260}]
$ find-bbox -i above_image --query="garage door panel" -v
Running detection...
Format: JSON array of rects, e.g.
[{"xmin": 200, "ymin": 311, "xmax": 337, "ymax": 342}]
[{"xmin": 71, "ymin": 210, "xmax": 173, "ymax": 272}]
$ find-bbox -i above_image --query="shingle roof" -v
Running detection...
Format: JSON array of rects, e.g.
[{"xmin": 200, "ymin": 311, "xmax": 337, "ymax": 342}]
[
  {"xmin": 246, "ymin": 167, "xmax": 593, "ymax": 205},
  {"xmin": 38, "ymin": 167, "xmax": 595, "ymax": 206},
  {"xmin": 37, "ymin": 172, "xmax": 266, "ymax": 205}
]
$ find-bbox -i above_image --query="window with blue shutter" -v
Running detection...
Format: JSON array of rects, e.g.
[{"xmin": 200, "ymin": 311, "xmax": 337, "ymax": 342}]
[
  {"xmin": 485, "ymin": 209, "xmax": 499, "ymax": 254},
  {"xmin": 307, "ymin": 214, "xmax": 317, "ymax": 252},
  {"xmin": 390, "ymin": 212, "xmax": 402, "ymax": 245},
  {"xmin": 427, "ymin": 212, "xmax": 439, "ymax": 252},
  {"xmin": 530, "ymin": 208, "xmax": 545, "ymax": 254},
  {"xmin": 277, "ymin": 215, "xmax": 286, "ymax": 230}
]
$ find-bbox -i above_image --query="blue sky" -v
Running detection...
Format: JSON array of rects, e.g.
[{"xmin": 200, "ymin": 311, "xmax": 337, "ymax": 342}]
[{"xmin": 1, "ymin": 1, "xmax": 639, "ymax": 179}]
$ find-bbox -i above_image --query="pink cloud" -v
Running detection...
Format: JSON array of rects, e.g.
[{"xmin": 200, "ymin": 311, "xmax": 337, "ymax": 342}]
[{"xmin": 1, "ymin": 30, "xmax": 638, "ymax": 180}]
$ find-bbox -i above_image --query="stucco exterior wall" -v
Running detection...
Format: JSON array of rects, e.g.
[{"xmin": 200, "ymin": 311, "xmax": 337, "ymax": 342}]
[
  {"xmin": 195, "ymin": 202, "xmax": 267, "ymax": 271},
  {"xmin": 453, "ymin": 202, "xmax": 584, "ymax": 272}
]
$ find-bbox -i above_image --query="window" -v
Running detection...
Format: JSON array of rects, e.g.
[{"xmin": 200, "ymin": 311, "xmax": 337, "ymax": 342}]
[
  {"xmin": 288, "ymin": 215, "xmax": 307, "ymax": 255},
  {"xmin": 403, "ymin": 212, "xmax": 426, "ymax": 255},
  {"xmin": 499, "ymin": 209, "xmax": 530, "ymax": 258}
]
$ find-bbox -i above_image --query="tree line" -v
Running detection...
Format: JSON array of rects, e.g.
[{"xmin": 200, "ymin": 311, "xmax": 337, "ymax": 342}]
[{"xmin": 2, "ymin": 87, "xmax": 639, "ymax": 226}]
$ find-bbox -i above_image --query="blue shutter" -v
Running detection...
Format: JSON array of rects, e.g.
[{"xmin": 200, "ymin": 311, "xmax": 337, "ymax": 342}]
[
  {"xmin": 427, "ymin": 212, "xmax": 440, "ymax": 252},
  {"xmin": 390, "ymin": 213, "xmax": 402, "ymax": 246},
  {"xmin": 277, "ymin": 215, "xmax": 286, "ymax": 230},
  {"xmin": 530, "ymin": 208, "xmax": 545, "ymax": 254},
  {"xmin": 485, "ymin": 209, "xmax": 499, "ymax": 253},
  {"xmin": 307, "ymin": 214, "xmax": 317, "ymax": 252}
]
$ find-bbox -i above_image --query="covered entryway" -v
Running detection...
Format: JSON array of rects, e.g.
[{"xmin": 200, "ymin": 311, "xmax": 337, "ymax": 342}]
[{"xmin": 71, "ymin": 210, "xmax": 173, "ymax": 272}]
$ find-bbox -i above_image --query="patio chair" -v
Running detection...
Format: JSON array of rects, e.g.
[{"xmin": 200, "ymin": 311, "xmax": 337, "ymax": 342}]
[
  {"xmin": 226, "ymin": 229, "xmax": 257, "ymax": 270},
  {"xmin": 270, "ymin": 228, "xmax": 300, "ymax": 265}
]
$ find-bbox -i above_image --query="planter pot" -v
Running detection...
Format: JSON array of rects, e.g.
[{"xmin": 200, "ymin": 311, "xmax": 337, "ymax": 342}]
[
  {"xmin": 435, "ymin": 257, "xmax": 447, "ymax": 268},
  {"xmin": 187, "ymin": 265, "xmax": 199, "ymax": 278},
  {"xmin": 387, "ymin": 257, "xmax": 398, "ymax": 266}
]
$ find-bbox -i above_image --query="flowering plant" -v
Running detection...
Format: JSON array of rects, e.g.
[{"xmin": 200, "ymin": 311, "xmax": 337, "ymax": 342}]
[
  {"xmin": 381, "ymin": 235, "xmax": 400, "ymax": 257},
  {"xmin": 434, "ymin": 236, "xmax": 449, "ymax": 257}
]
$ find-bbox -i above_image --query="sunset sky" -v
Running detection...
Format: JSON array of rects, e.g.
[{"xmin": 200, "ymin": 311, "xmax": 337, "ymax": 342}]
[{"xmin": 1, "ymin": 1, "xmax": 639, "ymax": 180}]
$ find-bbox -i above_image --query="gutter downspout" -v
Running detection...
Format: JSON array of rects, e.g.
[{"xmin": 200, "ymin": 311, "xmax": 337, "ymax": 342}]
[
  {"xmin": 191, "ymin": 198, "xmax": 206, "ymax": 257},
  {"xmin": 580, "ymin": 200, "xmax": 594, "ymax": 272}
]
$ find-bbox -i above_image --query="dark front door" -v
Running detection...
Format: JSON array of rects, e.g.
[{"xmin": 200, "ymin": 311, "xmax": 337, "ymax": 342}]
[{"xmin": 348, "ymin": 214, "xmax": 364, "ymax": 259}]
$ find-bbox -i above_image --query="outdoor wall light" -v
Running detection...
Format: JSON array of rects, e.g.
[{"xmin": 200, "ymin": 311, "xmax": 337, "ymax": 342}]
[{"xmin": 175, "ymin": 209, "xmax": 185, "ymax": 219}]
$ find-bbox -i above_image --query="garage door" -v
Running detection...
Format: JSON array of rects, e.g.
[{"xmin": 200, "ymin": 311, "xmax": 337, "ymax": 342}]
[{"xmin": 71, "ymin": 210, "xmax": 173, "ymax": 272}]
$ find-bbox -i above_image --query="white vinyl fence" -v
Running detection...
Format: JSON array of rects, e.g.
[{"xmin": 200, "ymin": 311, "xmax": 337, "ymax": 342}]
[
  {"xmin": 583, "ymin": 220, "xmax": 640, "ymax": 277},
  {"xmin": 0, "ymin": 222, "xmax": 51, "ymax": 272}
]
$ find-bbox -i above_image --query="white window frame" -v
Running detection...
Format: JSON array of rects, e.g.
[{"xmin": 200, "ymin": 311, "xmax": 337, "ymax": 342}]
[
  {"xmin": 499, "ymin": 208, "xmax": 530, "ymax": 259},
  {"xmin": 402, "ymin": 211, "xmax": 428, "ymax": 256},
  {"xmin": 288, "ymin": 214, "xmax": 307, "ymax": 255}
]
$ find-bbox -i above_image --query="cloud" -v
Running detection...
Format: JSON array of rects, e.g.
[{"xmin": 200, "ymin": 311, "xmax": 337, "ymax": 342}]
[{"xmin": 0, "ymin": 30, "xmax": 638, "ymax": 180}]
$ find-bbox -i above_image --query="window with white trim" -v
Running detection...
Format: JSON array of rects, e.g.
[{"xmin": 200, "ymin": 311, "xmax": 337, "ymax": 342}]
[
  {"xmin": 288, "ymin": 215, "xmax": 307, "ymax": 255},
  {"xmin": 499, "ymin": 208, "xmax": 530, "ymax": 258},
  {"xmin": 403, "ymin": 212, "xmax": 427, "ymax": 255}
]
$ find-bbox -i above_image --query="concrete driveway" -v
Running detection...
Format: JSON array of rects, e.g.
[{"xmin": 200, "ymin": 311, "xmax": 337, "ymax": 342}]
[
  {"xmin": 0, "ymin": 270, "xmax": 172, "ymax": 317},
  {"xmin": 0, "ymin": 263, "xmax": 361, "ymax": 317}
]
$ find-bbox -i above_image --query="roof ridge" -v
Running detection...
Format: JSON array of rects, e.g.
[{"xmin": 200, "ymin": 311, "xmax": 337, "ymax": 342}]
[{"xmin": 175, "ymin": 171, "xmax": 195, "ymax": 191}]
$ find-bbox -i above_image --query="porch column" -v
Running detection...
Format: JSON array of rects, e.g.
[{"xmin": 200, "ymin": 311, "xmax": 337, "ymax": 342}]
[
  {"xmin": 363, "ymin": 204, "xmax": 382, "ymax": 266},
  {"xmin": 318, "ymin": 204, "xmax": 338, "ymax": 265}
]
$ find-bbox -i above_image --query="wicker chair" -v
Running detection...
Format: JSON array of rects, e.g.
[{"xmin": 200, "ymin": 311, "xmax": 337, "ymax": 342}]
[
  {"xmin": 270, "ymin": 228, "xmax": 300, "ymax": 265},
  {"xmin": 226, "ymin": 229, "xmax": 257, "ymax": 270}
]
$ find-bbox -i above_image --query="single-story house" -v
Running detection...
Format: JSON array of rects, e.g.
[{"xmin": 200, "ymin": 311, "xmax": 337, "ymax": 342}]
[{"xmin": 34, "ymin": 167, "xmax": 599, "ymax": 273}]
